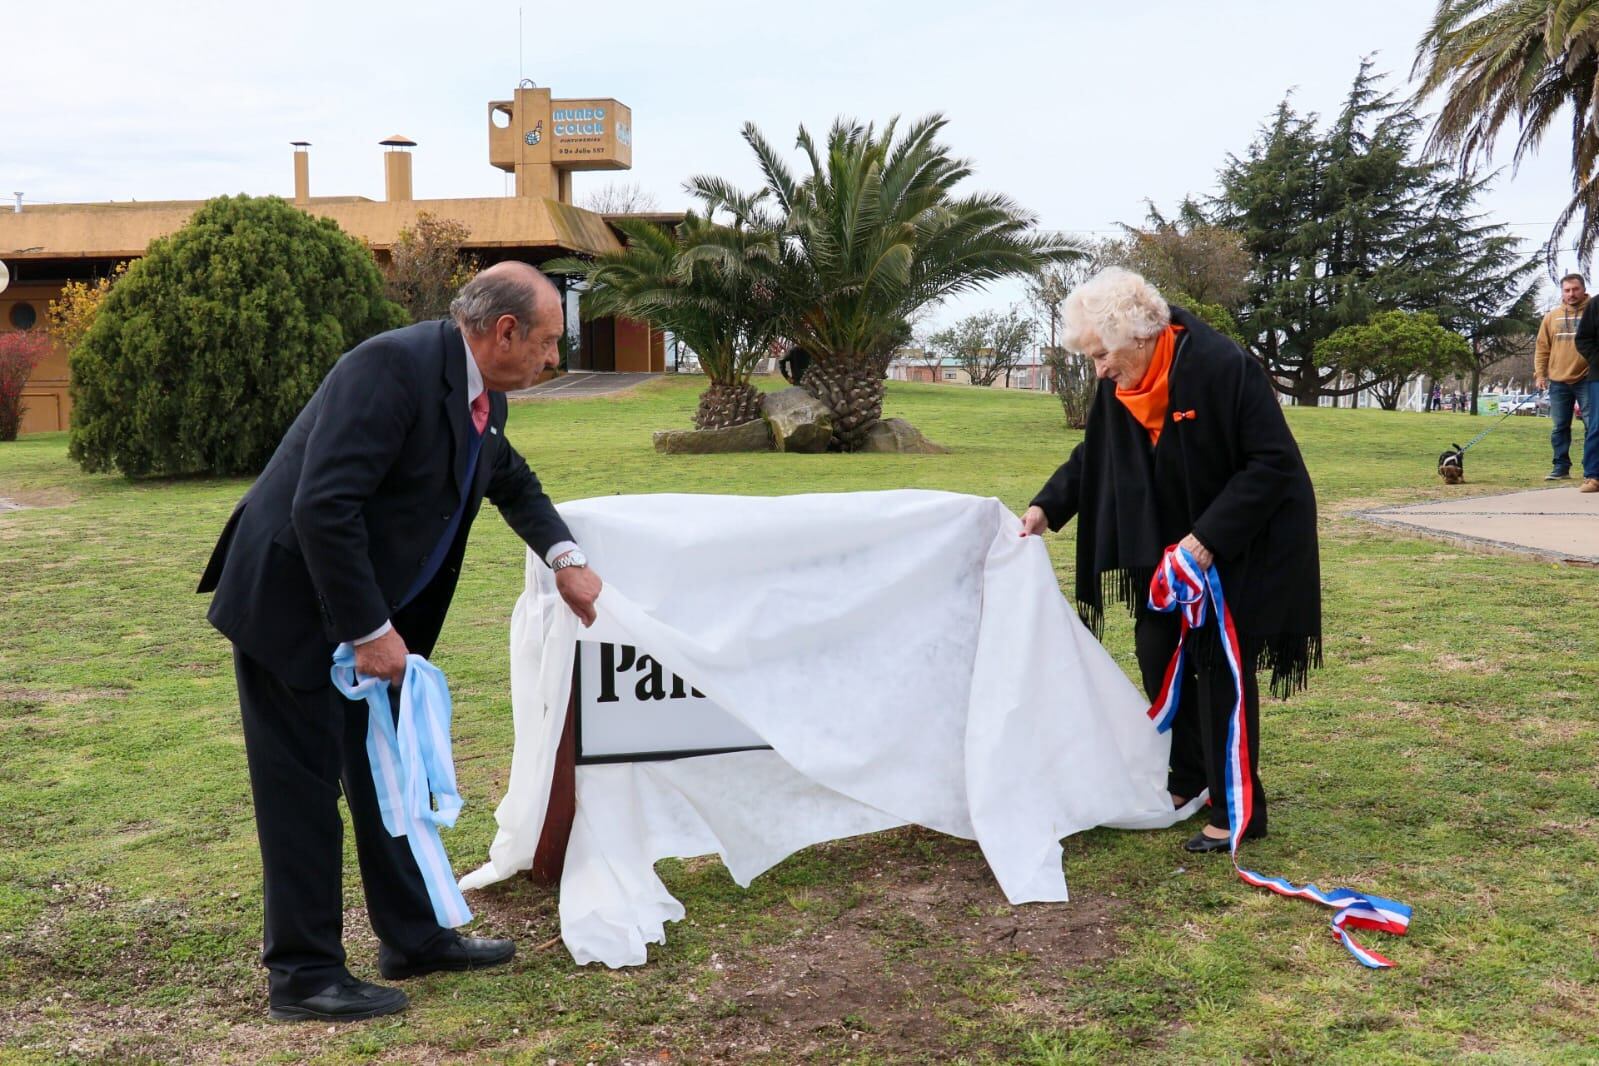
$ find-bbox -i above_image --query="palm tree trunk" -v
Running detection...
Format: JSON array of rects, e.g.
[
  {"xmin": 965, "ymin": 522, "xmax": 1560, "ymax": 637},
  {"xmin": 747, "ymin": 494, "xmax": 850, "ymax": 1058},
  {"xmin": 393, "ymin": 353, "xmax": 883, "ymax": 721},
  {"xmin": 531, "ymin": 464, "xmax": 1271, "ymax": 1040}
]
[
  {"xmin": 694, "ymin": 380, "xmax": 763, "ymax": 430},
  {"xmin": 803, "ymin": 357, "xmax": 885, "ymax": 451}
]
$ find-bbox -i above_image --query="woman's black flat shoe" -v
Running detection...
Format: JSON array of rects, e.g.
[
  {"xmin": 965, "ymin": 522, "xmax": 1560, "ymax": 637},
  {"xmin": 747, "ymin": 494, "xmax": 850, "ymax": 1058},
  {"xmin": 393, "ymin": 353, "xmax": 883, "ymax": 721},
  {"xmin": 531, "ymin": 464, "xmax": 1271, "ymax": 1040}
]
[{"xmin": 1183, "ymin": 827, "xmax": 1266, "ymax": 853}]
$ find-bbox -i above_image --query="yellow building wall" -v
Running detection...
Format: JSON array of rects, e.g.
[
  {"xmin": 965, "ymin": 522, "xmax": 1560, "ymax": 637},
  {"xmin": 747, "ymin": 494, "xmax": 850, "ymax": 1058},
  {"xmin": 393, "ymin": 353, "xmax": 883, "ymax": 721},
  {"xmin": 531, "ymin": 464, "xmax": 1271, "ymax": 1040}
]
[
  {"xmin": 0, "ymin": 195, "xmax": 632, "ymax": 434},
  {"xmin": 1, "ymin": 281, "xmax": 71, "ymax": 434},
  {"xmin": 0, "ymin": 195, "xmax": 622, "ymax": 265}
]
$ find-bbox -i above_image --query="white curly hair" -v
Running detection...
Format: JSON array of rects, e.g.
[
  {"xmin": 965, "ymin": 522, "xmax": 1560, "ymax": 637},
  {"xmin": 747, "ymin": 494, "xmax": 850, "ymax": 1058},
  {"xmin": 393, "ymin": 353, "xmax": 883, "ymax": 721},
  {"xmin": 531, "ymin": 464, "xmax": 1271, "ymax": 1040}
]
[{"xmin": 1060, "ymin": 267, "xmax": 1171, "ymax": 352}]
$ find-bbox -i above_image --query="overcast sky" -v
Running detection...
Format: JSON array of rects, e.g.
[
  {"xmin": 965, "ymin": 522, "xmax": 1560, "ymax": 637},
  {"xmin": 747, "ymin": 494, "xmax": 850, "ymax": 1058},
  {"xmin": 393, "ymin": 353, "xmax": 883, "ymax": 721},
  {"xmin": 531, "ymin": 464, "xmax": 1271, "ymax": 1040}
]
[{"xmin": 1, "ymin": 0, "xmax": 1578, "ymax": 326}]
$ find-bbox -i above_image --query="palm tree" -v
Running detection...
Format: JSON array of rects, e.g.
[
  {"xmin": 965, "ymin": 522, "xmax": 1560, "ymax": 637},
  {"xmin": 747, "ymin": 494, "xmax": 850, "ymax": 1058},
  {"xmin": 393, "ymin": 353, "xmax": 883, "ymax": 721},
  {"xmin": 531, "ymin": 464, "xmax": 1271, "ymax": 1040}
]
[
  {"xmin": 690, "ymin": 115, "xmax": 1077, "ymax": 449},
  {"xmin": 1413, "ymin": 1, "xmax": 1599, "ymax": 265},
  {"xmin": 548, "ymin": 213, "xmax": 781, "ymax": 429}
]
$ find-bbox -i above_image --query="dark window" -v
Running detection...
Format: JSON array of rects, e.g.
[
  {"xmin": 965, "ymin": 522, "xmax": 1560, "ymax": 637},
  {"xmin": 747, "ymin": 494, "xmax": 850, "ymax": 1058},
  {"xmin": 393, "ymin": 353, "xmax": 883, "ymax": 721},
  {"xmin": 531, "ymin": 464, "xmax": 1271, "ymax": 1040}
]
[{"xmin": 8, "ymin": 302, "xmax": 36, "ymax": 330}]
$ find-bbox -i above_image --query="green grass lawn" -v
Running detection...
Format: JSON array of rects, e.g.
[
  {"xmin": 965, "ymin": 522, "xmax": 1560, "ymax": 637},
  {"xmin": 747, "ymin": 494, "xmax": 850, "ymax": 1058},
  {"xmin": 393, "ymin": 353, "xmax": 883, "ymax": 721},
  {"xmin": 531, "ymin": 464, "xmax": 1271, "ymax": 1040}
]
[{"xmin": 2, "ymin": 376, "xmax": 1596, "ymax": 1064}]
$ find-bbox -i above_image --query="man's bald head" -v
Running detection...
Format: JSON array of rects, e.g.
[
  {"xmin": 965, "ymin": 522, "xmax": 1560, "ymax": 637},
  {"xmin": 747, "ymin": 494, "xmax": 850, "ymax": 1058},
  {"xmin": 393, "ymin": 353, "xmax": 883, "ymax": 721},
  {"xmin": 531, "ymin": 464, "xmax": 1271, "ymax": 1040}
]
[{"xmin": 450, "ymin": 260, "xmax": 560, "ymax": 338}]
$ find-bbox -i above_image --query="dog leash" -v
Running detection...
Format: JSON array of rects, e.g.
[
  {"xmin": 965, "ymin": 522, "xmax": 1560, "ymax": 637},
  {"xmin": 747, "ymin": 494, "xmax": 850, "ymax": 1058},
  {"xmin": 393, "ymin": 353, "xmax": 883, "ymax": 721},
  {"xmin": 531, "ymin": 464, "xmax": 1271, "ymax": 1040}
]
[
  {"xmin": 1146, "ymin": 546, "xmax": 1411, "ymax": 968},
  {"xmin": 331, "ymin": 645, "xmax": 474, "ymax": 929},
  {"xmin": 1454, "ymin": 406, "xmax": 1519, "ymax": 455}
]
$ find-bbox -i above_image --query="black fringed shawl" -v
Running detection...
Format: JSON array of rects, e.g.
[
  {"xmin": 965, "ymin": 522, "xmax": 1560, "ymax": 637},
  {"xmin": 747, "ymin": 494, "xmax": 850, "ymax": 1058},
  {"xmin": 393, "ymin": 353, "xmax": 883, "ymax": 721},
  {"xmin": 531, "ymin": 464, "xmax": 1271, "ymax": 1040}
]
[{"xmin": 1030, "ymin": 306, "xmax": 1322, "ymax": 697}]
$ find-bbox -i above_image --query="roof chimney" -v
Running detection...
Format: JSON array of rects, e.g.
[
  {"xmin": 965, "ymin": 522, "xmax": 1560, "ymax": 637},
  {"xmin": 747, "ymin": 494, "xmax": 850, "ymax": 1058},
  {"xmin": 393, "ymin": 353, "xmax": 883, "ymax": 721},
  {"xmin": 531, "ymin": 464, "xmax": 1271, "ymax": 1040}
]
[
  {"xmin": 12, "ymin": 192, "xmax": 21, "ymax": 214},
  {"xmin": 380, "ymin": 135, "xmax": 416, "ymax": 202},
  {"xmin": 291, "ymin": 142, "xmax": 311, "ymax": 203}
]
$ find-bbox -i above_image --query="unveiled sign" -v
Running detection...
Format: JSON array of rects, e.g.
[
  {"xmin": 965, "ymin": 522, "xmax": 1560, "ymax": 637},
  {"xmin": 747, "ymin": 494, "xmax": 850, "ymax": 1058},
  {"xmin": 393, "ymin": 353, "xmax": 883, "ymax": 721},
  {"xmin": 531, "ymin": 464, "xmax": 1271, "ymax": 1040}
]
[{"xmin": 574, "ymin": 641, "xmax": 768, "ymax": 763}]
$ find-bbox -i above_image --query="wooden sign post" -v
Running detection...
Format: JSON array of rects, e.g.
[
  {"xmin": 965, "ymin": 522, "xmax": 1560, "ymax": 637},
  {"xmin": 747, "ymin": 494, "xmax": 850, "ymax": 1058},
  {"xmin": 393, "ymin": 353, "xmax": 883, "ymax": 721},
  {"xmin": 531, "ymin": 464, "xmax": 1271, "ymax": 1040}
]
[{"xmin": 528, "ymin": 641, "xmax": 768, "ymax": 883}]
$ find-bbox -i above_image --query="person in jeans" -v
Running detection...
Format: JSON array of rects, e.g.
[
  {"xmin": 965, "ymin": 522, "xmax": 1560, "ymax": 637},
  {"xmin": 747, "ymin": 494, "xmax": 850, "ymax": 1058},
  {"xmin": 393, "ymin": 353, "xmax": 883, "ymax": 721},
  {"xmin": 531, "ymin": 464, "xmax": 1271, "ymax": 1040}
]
[{"xmin": 1562, "ymin": 274, "xmax": 1599, "ymax": 491}]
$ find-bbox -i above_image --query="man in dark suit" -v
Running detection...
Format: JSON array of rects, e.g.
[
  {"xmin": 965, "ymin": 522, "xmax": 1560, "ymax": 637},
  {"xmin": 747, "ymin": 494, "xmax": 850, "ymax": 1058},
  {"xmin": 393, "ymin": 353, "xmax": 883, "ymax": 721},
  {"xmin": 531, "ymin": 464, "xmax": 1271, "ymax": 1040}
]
[{"xmin": 198, "ymin": 261, "xmax": 602, "ymax": 1022}]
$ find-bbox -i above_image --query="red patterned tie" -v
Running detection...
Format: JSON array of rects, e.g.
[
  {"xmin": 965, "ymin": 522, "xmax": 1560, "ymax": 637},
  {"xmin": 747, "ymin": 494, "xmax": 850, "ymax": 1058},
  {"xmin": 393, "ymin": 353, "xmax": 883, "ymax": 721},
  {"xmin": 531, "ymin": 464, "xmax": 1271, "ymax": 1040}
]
[{"xmin": 471, "ymin": 391, "xmax": 489, "ymax": 435}]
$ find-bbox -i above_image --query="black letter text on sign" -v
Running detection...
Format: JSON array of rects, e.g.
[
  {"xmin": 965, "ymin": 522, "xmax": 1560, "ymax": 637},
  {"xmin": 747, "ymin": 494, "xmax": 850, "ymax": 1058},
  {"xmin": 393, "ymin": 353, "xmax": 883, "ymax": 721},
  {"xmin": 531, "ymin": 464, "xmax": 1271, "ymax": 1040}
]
[{"xmin": 575, "ymin": 642, "xmax": 768, "ymax": 763}]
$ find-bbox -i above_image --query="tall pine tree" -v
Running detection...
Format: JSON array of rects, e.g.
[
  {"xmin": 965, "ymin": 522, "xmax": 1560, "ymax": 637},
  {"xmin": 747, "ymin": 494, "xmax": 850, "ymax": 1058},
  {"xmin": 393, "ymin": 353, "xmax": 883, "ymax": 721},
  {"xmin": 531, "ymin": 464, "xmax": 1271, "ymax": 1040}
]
[{"xmin": 1211, "ymin": 61, "xmax": 1536, "ymax": 405}]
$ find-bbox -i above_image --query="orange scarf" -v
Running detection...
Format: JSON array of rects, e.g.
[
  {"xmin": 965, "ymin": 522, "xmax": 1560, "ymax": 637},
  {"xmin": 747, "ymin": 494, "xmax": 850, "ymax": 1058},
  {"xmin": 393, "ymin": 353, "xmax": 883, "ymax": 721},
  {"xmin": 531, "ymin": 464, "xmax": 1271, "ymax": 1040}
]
[{"xmin": 1115, "ymin": 325, "xmax": 1182, "ymax": 445}]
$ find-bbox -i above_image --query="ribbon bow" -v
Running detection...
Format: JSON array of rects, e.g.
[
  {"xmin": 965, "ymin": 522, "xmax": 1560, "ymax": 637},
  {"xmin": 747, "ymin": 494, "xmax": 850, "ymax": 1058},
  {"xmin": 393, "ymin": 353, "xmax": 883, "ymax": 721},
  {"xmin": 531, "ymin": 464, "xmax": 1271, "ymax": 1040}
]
[
  {"xmin": 1171, "ymin": 409, "xmax": 1198, "ymax": 422},
  {"xmin": 1146, "ymin": 546, "xmax": 1411, "ymax": 968}
]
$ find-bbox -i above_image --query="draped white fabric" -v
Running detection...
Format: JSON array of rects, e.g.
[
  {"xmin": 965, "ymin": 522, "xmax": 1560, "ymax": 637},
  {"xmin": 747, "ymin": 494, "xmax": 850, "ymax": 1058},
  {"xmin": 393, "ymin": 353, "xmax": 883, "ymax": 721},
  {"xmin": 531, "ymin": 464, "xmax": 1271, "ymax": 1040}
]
[{"xmin": 460, "ymin": 490, "xmax": 1199, "ymax": 967}]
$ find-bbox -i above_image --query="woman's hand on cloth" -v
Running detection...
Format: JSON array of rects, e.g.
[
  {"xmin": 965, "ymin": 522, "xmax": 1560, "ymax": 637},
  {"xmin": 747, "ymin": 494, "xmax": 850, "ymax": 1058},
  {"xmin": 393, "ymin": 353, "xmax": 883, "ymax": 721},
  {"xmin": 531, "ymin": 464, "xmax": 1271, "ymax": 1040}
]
[
  {"xmin": 1019, "ymin": 505, "xmax": 1050, "ymax": 537},
  {"xmin": 1179, "ymin": 532, "xmax": 1214, "ymax": 570}
]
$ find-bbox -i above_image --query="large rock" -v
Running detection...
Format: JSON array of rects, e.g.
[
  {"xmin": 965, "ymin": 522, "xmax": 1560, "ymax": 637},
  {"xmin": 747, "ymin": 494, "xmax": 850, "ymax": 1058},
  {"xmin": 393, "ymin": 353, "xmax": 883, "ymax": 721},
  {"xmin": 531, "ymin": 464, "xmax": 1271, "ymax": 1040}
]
[
  {"xmin": 761, "ymin": 387, "xmax": 834, "ymax": 453},
  {"xmin": 653, "ymin": 419, "xmax": 775, "ymax": 455},
  {"xmin": 859, "ymin": 418, "xmax": 949, "ymax": 455}
]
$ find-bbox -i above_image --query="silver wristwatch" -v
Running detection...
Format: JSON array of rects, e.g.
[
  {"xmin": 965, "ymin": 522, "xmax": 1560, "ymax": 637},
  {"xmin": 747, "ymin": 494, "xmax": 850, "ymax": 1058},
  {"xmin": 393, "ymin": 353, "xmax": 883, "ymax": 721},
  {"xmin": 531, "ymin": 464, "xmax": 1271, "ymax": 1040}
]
[{"xmin": 551, "ymin": 548, "xmax": 588, "ymax": 572}]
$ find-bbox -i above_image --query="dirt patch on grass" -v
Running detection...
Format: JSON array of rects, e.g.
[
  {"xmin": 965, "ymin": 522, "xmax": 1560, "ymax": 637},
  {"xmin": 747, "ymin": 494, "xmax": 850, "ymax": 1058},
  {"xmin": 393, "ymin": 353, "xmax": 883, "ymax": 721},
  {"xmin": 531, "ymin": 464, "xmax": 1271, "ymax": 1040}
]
[
  {"xmin": 1436, "ymin": 653, "xmax": 1501, "ymax": 674},
  {"xmin": 1, "ymin": 837, "xmax": 1126, "ymax": 1063},
  {"xmin": 0, "ymin": 684, "xmax": 129, "ymax": 708},
  {"xmin": 0, "ymin": 885, "xmax": 567, "ymax": 1065},
  {"xmin": 0, "ymin": 488, "xmax": 77, "ymax": 510},
  {"xmin": 1, "ymin": 894, "xmax": 385, "ymax": 1064},
  {"xmin": 694, "ymin": 835, "xmax": 1123, "ymax": 1062},
  {"xmin": 1510, "ymin": 715, "xmax": 1589, "ymax": 742}
]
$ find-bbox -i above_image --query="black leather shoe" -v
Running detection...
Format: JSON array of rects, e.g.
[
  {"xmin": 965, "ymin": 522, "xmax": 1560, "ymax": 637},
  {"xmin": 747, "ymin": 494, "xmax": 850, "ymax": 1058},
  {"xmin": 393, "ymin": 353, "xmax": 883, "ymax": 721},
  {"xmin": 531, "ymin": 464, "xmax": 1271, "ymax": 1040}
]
[
  {"xmin": 378, "ymin": 934, "xmax": 516, "ymax": 980},
  {"xmin": 1183, "ymin": 827, "xmax": 1267, "ymax": 853},
  {"xmin": 268, "ymin": 976, "xmax": 408, "ymax": 1022}
]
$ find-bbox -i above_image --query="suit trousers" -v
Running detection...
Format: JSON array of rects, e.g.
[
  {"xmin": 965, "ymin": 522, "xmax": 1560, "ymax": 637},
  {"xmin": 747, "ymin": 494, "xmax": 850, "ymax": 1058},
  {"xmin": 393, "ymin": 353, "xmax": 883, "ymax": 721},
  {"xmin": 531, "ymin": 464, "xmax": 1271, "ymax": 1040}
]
[
  {"xmin": 233, "ymin": 646, "xmax": 451, "ymax": 1002},
  {"xmin": 1133, "ymin": 611, "xmax": 1267, "ymax": 835}
]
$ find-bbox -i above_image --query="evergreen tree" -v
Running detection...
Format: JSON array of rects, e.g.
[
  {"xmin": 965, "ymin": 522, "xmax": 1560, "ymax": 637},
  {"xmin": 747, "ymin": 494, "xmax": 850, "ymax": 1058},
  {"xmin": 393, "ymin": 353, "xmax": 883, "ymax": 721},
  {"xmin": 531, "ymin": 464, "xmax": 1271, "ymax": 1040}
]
[
  {"xmin": 70, "ymin": 195, "xmax": 407, "ymax": 477},
  {"xmin": 1212, "ymin": 62, "xmax": 1535, "ymax": 404}
]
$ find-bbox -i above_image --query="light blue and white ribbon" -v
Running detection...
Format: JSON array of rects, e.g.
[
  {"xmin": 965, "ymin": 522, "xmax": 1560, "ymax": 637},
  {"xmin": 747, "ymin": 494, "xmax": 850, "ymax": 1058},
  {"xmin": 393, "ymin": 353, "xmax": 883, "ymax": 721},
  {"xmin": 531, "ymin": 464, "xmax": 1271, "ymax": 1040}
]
[{"xmin": 331, "ymin": 644, "xmax": 473, "ymax": 929}]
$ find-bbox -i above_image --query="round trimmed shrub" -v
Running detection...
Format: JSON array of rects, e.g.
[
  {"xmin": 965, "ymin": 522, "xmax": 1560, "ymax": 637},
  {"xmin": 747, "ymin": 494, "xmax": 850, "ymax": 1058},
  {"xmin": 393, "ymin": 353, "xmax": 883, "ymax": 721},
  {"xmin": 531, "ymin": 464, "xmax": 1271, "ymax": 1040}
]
[{"xmin": 69, "ymin": 195, "xmax": 408, "ymax": 477}]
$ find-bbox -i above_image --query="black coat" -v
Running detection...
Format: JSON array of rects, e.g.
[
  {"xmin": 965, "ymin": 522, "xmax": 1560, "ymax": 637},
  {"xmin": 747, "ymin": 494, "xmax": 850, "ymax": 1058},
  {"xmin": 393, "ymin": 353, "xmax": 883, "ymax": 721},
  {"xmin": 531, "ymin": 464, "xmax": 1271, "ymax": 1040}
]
[
  {"xmin": 1030, "ymin": 306, "xmax": 1321, "ymax": 695},
  {"xmin": 198, "ymin": 320, "xmax": 573, "ymax": 689},
  {"xmin": 1568, "ymin": 297, "xmax": 1599, "ymax": 380}
]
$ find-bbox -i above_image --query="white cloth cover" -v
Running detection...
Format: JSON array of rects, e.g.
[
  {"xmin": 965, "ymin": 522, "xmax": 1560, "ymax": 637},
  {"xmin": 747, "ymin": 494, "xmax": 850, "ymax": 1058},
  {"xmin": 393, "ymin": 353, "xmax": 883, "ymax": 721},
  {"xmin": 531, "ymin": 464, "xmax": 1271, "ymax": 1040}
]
[{"xmin": 460, "ymin": 490, "xmax": 1200, "ymax": 967}]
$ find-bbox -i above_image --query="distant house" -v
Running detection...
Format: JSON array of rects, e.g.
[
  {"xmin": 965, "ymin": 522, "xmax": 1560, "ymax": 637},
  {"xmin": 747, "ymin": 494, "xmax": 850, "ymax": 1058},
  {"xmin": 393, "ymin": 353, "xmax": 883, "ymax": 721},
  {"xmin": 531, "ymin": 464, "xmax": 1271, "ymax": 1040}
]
[
  {"xmin": 0, "ymin": 84, "xmax": 676, "ymax": 434},
  {"xmin": 887, "ymin": 346, "xmax": 1054, "ymax": 391}
]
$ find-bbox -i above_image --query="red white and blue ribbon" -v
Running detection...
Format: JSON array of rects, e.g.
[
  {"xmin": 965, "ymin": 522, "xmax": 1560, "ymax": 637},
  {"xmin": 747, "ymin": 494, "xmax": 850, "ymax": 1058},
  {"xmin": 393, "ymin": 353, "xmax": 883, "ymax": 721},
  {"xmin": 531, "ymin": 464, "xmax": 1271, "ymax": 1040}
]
[{"xmin": 1147, "ymin": 545, "xmax": 1411, "ymax": 968}]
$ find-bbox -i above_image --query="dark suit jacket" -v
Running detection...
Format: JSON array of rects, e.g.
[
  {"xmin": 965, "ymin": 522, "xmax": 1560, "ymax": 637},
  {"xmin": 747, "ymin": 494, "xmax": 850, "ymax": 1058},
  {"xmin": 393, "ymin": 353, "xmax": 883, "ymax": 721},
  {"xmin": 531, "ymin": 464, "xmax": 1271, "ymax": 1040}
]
[{"xmin": 198, "ymin": 320, "xmax": 573, "ymax": 689}]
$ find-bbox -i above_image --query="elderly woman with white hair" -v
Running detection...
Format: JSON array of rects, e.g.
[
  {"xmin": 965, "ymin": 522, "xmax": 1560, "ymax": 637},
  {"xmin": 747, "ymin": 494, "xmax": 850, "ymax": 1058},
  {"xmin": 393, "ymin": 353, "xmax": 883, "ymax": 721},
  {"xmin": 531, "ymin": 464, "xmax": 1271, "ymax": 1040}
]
[{"xmin": 1021, "ymin": 267, "xmax": 1321, "ymax": 853}]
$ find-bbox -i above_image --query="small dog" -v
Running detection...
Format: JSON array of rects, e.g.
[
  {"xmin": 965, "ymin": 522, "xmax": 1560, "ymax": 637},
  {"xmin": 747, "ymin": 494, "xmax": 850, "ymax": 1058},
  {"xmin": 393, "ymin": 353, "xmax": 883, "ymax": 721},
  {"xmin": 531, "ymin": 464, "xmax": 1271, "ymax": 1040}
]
[{"xmin": 1437, "ymin": 444, "xmax": 1465, "ymax": 484}]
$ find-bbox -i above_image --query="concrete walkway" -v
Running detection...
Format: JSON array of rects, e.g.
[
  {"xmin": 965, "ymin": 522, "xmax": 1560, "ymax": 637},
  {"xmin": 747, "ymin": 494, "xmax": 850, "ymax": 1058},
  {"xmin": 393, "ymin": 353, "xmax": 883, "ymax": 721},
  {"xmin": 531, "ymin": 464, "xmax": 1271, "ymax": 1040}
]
[
  {"xmin": 509, "ymin": 371, "xmax": 657, "ymax": 400},
  {"xmin": 1361, "ymin": 486, "xmax": 1599, "ymax": 566}
]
